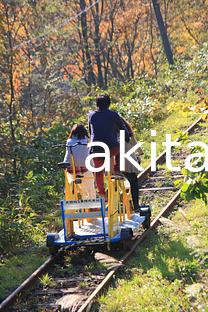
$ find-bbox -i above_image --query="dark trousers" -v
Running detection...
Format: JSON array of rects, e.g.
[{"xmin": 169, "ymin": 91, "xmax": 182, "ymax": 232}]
[{"xmin": 123, "ymin": 172, "xmax": 139, "ymax": 211}]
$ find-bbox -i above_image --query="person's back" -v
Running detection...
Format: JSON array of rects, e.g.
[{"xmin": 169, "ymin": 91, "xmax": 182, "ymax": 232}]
[
  {"xmin": 63, "ymin": 124, "xmax": 96, "ymax": 199},
  {"xmin": 88, "ymin": 94, "xmax": 130, "ymax": 198},
  {"xmin": 63, "ymin": 124, "xmax": 89, "ymax": 174},
  {"xmin": 64, "ymin": 137, "xmax": 88, "ymax": 173},
  {"xmin": 89, "ymin": 108, "xmax": 128, "ymax": 150}
]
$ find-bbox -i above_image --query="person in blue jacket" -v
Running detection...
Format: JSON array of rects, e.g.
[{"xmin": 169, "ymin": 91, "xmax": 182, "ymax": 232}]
[{"xmin": 88, "ymin": 94, "xmax": 130, "ymax": 199}]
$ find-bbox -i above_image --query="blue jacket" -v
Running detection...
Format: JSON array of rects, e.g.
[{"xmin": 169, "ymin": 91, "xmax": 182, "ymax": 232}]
[{"xmin": 88, "ymin": 108, "xmax": 130, "ymax": 151}]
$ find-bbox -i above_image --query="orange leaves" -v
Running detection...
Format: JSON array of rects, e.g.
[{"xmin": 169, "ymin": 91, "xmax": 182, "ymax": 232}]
[
  {"xmin": 176, "ymin": 46, "xmax": 186, "ymax": 55},
  {"xmin": 61, "ymin": 63, "xmax": 82, "ymax": 79},
  {"xmin": 13, "ymin": 70, "xmax": 21, "ymax": 94}
]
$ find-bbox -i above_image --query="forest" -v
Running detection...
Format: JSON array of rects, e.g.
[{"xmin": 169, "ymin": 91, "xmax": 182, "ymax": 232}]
[{"xmin": 0, "ymin": 0, "xmax": 208, "ymax": 308}]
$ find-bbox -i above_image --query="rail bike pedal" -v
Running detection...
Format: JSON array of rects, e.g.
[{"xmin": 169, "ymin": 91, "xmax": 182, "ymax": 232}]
[{"xmin": 75, "ymin": 175, "xmax": 84, "ymax": 184}]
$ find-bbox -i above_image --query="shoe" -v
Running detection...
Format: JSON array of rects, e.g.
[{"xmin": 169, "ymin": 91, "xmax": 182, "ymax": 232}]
[{"xmin": 134, "ymin": 206, "xmax": 141, "ymax": 214}]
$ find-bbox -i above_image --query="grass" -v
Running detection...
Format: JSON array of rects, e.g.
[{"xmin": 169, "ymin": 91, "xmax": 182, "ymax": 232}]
[
  {"xmin": 98, "ymin": 200, "xmax": 208, "ymax": 311},
  {"xmin": 79, "ymin": 280, "xmax": 90, "ymax": 288},
  {"xmin": 39, "ymin": 273, "xmax": 56, "ymax": 288},
  {"xmin": 0, "ymin": 246, "xmax": 48, "ymax": 301},
  {"xmin": 84, "ymin": 261, "xmax": 107, "ymax": 274}
]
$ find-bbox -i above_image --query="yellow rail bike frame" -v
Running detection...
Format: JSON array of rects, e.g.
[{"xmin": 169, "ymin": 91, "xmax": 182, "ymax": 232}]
[{"xmin": 64, "ymin": 149, "xmax": 134, "ymax": 239}]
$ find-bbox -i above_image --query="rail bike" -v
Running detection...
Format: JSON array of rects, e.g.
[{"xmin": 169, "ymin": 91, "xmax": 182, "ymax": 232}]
[{"xmin": 46, "ymin": 143, "xmax": 151, "ymax": 255}]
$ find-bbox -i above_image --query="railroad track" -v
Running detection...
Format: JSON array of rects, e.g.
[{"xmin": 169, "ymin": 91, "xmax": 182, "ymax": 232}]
[{"xmin": 0, "ymin": 115, "xmax": 207, "ymax": 312}]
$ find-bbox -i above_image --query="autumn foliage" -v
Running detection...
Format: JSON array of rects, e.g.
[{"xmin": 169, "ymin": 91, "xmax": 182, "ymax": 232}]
[{"xmin": 0, "ymin": 0, "xmax": 208, "ymax": 256}]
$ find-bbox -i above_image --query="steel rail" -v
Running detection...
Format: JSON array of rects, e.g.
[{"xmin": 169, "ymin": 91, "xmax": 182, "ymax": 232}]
[
  {"xmin": 0, "ymin": 114, "xmax": 204, "ymax": 312},
  {"xmin": 0, "ymin": 253, "xmax": 63, "ymax": 311},
  {"xmin": 78, "ymin": 190, "xmax": 181, "ymax": 312}
]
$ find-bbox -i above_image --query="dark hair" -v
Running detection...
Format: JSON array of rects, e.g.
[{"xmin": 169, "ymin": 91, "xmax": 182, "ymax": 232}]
[
  {"xmin": 96, "ymin": 94, "xmax": 111, "ymax": 109},
  {"xmin": 69, "ymin": 124, "xmax": 89, "ymax": 140}
]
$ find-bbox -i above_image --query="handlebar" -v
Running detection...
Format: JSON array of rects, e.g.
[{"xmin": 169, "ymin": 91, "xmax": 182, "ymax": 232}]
[
  {"xmin": 57, "ymin": 162, "xmax": 71, "ymax": 169},
  {"xmin": 52, "ymin": 142, "xmax": 88, "ymax": 148}
]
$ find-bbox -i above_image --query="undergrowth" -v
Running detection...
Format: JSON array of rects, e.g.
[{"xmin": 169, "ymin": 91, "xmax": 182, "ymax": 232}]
[{"xmin": 98, "ymin": 200, "xmax": 208, "ymax": 311}]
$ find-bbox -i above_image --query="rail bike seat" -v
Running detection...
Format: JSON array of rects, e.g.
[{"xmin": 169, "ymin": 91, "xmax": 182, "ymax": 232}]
[{"xmin": 110, "ymin": 172, "xmax": 124, "ymax": 180}]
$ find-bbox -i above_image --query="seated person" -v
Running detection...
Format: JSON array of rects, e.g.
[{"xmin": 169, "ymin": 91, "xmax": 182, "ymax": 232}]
[{"xmin": 63, "ymin": 124, "xmax": 96, "ymax": 199}]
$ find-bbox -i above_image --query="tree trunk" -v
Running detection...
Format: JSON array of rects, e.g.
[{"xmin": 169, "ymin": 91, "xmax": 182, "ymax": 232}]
[
  {"xmin": 152, "ymin": 0, "xmax": 174, "ymax": 65},
  {"xmin": 79, "ymin": 0, "xmax": 96, "ymax": 85},
  {"xmin": 5, "ymin": 7, "xmax": 17, "ymax": 176},
  {"xmin": 90, "ymin": 1, "xmax": 104, "ymax": 88}
]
